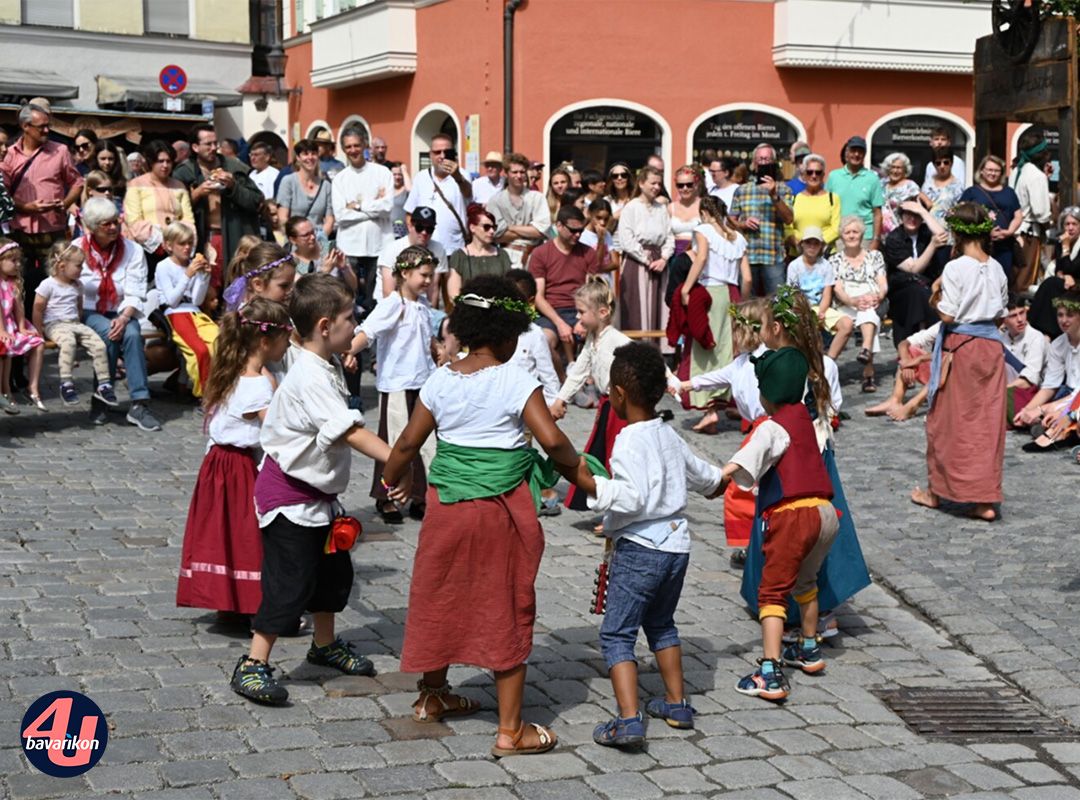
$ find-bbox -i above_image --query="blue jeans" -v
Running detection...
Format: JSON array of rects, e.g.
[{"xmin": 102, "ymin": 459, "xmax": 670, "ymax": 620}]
[
  {"xmin": 599, "ymin": 538, "xmax": 689, "ymax": 670},
  {"xmin": 750, "ymin": 260, "xmax": 786, "ymax": 298},
  {"xmin": 82, "ymin": 311, "xmax": 150, "ymax": 401}
]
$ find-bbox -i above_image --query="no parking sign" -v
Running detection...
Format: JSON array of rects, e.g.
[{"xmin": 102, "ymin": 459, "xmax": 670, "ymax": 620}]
[{"xmin": 159, "ymin": 65, "xmax": 187, "ymax": 96}]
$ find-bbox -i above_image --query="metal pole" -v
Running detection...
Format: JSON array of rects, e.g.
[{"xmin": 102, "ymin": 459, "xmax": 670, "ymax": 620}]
[{"xmin": 503, "ymin": 0, "xmax": 525, "ymax": 152}]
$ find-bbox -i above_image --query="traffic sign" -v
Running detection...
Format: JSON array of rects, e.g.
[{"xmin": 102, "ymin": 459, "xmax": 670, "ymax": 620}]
[{"xmin": 159, "ymin": 65, "xmax": 187, "ymax": 96}]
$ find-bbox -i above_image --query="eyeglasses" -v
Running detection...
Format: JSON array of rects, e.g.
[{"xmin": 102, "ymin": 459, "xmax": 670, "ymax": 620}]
[
  {"xmin": 76, "ymin": 142, "xmax": 92, "ymax": 151},
  {"xmin": 562, "ymin": 224, "xmax": 585, "ymax": 235},
  {"xmin": 93, "ymin": 186, "xmax": 113, "ymax": 194},
  {"xmin": 430, "ymin": 149, "xmax": 451, "ymax": 156},
  {"xmin": 295, "ymin": 230, "xmax": 316, "ymax": 238},
  {"xmin": 675, "ymin": 181, "xmax": 695, "ymax": 189},
  {"xmin": 804, "ymin": 169, "xmax": 824, "ymax": 176},
  {"xmin": 934, "ymin": 159, "xmax": 951, "ymax": 166},
  {"xmin": 478, "ymin": 223, "xmax": 495, "ymax": 231},
  {"xmin": 26, "ymin": 122, "xmax": 49, "ymax": 130},
  {"xmin": 610, "ymin": 172, "xmax": 629, "ymax": 179},
  {"xmin": 413, "ymin": 226, "xmax": 435, "ymax": 235}
]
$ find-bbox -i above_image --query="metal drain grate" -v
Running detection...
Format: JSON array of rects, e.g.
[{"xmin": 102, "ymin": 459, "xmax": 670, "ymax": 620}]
[{"xmin": 874, "ymin": 687, "xmax": 1074, "ymax": 740}]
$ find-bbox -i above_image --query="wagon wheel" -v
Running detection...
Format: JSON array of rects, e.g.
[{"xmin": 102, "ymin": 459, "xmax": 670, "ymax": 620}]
[{"xmin": 992, "ymin": 0, "xmax": 1042, "ymax": 64}]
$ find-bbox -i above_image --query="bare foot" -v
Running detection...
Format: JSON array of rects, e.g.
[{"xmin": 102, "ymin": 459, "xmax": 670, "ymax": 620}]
[
  {"xmin": 865, "ymin": 400, "xmax": 898, "ymax": 417},
  {"xmin": 888, "ymin": 400, "xmax": 921, "ymax": 422},
  {"xmin": 910, "ymin": 487, "xmax": 939, "ymax": 509},
  {"xmin": 968, "ymin": 504, "xmax": 997, "ymax": 521},
  {"xmin": 692, "ymin": 410, "xmax": 720, "ymax": 433}
]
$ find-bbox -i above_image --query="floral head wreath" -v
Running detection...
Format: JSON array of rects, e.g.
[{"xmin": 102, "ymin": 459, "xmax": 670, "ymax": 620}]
[
  {"xmin": 393, "ymin": 249, "xmax": 438, "ymax": 275},
  {"xmin": 223, "ymin": 254, "xmax": 294, "ymax": 311},
  {"xmin": 238, "ymin": 308, "xmax": 293, "ymax": 333},
  {"xmin": 770, "ymin": 284, "xmax": 801, "ymax": 333},
  {"xmin": 727, "ymin": 304, "xmax": 762, "ymax": 331},
  {"xmin": 1052, "ymin": 294, "xmax": 1080, "ymax": 314},
  {"xmin": 945, "ymin": 213, "xmax": 995, "ymax": 237},
  {"xmin": 455, "ymin": 293, "xmax": 539, "ymax": 321}
]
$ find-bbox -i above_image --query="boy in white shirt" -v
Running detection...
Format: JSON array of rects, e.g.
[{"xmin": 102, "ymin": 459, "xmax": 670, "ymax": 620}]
[
  {"xmin": 231, "ymin": 274, "xmax": 401, "ymax": 706},
  {"xmin": 576, "ymin": 343, "xmax": 723, "ymax": 747}
]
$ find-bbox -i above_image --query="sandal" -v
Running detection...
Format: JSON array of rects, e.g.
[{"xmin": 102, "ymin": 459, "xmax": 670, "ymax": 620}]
[
  {"xmin": 491, "ymin": 722, "xmax": 558, "ymax": 758},
  {"xmin": 412, "ymin": 679, "xmax": 481, "ymax": 723},
  {"xmin": 861, "ymin": 376, "xmax": 877, "ymax": 393},
  {"xmin": 857, "ymin": 348, "xmax": 871, "ymax": 364},
  {"xmin": 377, "ymin": 502, "xmax": 404, "ymax": 525}
]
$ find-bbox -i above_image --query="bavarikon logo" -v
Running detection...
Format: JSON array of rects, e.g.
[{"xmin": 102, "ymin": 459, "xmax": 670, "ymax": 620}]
[{"xmin": 21, "ymin": 691, "xmax": 108, "ymax": 777}]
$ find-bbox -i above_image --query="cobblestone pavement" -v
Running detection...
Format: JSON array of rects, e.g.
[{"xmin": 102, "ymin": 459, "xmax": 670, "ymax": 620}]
[{"xmin": 2, "ymin": 345, "xmax": 1079, "ymax": 800}]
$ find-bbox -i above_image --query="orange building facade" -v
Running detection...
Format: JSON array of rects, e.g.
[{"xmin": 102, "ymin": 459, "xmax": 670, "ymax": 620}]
[{"xmin": 283, "ymin": 0, "xmax": 1016, "ymax": 184}]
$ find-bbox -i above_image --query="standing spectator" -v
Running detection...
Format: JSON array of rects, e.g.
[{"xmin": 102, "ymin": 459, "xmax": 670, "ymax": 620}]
[
  {"xmin": 1030, "ymin": 206, "xmax": 1080, "ymax": 337},
  {"xmin": 669, "ymin": 165, "xmax": 702, "ymax": 255},
  {"xmin": 530, "ymin": 205, "xmax": 600, "ymax": 373},
  {"xmin": 919, "ymin": 147, "xmax": 965, "ymax": 234},
  {"xmin": 708, "ymin": 157, "xmax": 739, "ymax": 210},
  {"xmin": 472, "ymin": 151, "xmax": 506, "ymax": 205},
  {"xmin": 826, "ymin": 136, "xmax": 883, "ymax": 250},
  {"xmin": 487, "ymin": 153, "xmax": 550, "ymax": 267},
  {"xmin": 219, "ymin": 139, "xmax": 240, "ymax": 160},
  {"xmin": 74, "ymin": 196, "xmax": 162, "ymax": 431},
  {"xmin": 1, "ymin": 103, "xmax": 83, "ymax": 317},
  {"xmin": 405, "ymin": 133, "xmax": 470, "ymax": 255},
  {"xmin": 647, "ymin": 154, "xmax": 671, "ymax": 203},
  {"xmin": 546, "ymin": 166, "xmax": 572, "ymax": 219},
  {"xmin": 527, "ymin": 160, "xmax": 543, "ymax": 191},
  {"xmin": 126, "ymin": 152, "xmax": 147, "ymax": 178},
  {"xmin": 881, "ymin": 201, "xmax": 949, "ymax": 345},
  {"xmin": 582, "ymin": 170, "xmax": 606, "ymax": 208},
  {"xmin": 390, "ymin": 162, "xmax": 409, "ymax": 238},
  {"xmin": 124, "ymin": 140, "xmax": 196, "ymax": 277},
  {"xmin": 275, "ymin": 139, "xmax": 334, "ymax": 248},
  {"xmin": 172, "ymin": 124, "xmax": 264, "ymax": 290},
  {"xmin": 730, "ymin": 144, "xmax": 794, "ymax": 297},
  {"xmin": 787, "ymin": 142, "xmax": 812, "ymax": 194},
  {"xmin": 604, "ymin": 162, "xmax": 634, "ymax": 227},
  {"xmin": 312, "ymin": 129, "xmax": 345, "ymax": 178},
  {"xmin": 376, "ymin": 207, "xmax": 447, "ymax": 304},
  {"xmin": 1010, "ymin": 128, "xmax": 1052, "ymax": 292},
  {"xmin": 285, "ymin": 216, "xmax": 356, "ymax": 294},
  {"xmin": 879, "ymin": 152, "xmax": 921, "ymax": 236},
  {"xmin": 330, "ymin": 126, "xmax": 394, "ymax": 315},
  {"xmin": 91, "ymin": 141, "xmax": 127, "ymax": 201},
  {"xmin": 370, "ymin": 135, "xmax": 389, "ymax": 165},
  {"xmin": 73, "ymin": 129, "xmax": 98, "ymax": 177},
  {"xmin": 959, "ymin": 155, "xmax": 1023, "ymax": 284},
  {"xmin": 921, "ymin": 127, "xmax": 967, "ymax": 187},
  {"xmin": 0, "ymin": 128, "xmax": 14, "ymax": 228},
  {"xmin": 172, "ymin": 139, "xmax": 190, "ymax": 166},
  {"xmin": 785, "ymin": 154, "xmax": 839, "ymax": 254},
  {"xmin": 248, "ymin": 142, "xmax": 279, "ymax": 201},
  {"xmin": 447, "ymin": 204, "xmax": 512, "ymax": 297},
  {"xmin": 618, "ymin": 165, "xmax": 675, "ymax": 331}
]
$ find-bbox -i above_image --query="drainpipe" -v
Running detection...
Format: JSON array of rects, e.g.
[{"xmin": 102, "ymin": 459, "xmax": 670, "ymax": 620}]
[{"xmin": 503, "ymin": 0, "xmax": 525, "ymax": 151}]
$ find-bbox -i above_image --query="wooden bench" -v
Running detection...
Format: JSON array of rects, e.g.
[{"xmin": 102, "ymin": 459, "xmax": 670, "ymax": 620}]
[
  {"xmin": 42, "ymin": 329, "xmax": 177, "ymax": 377},
  {"xmin": 622, "ymin": 329, "xmax": 667, "ymax": 341}
]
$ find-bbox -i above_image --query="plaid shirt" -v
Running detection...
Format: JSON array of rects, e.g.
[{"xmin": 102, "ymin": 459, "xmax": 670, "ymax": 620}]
[{"xmin": 731, "ymin": 181, "xmax": 793, "ymax": 264}]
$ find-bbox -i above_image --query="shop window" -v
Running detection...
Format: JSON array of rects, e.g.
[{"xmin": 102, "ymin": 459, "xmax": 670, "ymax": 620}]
[
  {"xmin": 548, "ymin": 105, "xmax": 662, "ymax": 174},
  {"xmin": 22, "ymin": 0, "xmax": 73, "ymax": 28},
  {"xmin": 413, "ymin": 106, "xmax": 459, "ymax": 173},
  {"xmin": 691, "ymin": 108, "xmax": 802, "ymax": 169},
  {"xmin": 144, "ymin": 0, "xmax": 189, "ymax": 36},
  {"xmin": 869, "ymin": 112, "xmax": 971, "ymax": 187}
]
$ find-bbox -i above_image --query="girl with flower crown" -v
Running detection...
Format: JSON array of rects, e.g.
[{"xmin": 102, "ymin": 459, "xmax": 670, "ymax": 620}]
[
  {"xmin": 177, "ymin": 297, "xmax": 294, "ymax": 616},
  {"xmin": 911, "ymin": 201, "xmax": 1008, "ymax": 522},
  {"xmin": 348, "ymin": 245, "xmax": 440, "ymax": 523}
]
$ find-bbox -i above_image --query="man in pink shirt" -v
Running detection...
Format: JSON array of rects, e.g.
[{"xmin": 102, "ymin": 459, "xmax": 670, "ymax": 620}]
[{"xmin": 0, "ymin": 103, "xmax": 82, "ymax": 313}]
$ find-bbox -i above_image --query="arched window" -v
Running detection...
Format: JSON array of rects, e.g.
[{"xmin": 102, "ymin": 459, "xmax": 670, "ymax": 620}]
[
  {"xmin": 337, "ymin": 114, "xmax": 372, "ymax": 147},
  {"xmin": 688, "ymin": 105, "xmax": 805, "ymax": 168},
  {"xmin": 411, "ymin": 103, "xmax": 460, "ymax": 174},
  {"xmin": 544, "ymin": 101, "xmax": 669, "ymax": 175},
  {"xmin": 867, "ymin": 109, "xmax": 974, "ymax": 187}
]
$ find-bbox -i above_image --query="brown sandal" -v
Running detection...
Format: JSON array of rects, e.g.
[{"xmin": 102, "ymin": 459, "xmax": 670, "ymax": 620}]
[
  {"xmin": 490, "ymin": 722, "xmax": 558, "ymax": 758},
  {"xmin": 412, "ymin": 680, "xmax": 481, "ymax": 723}
]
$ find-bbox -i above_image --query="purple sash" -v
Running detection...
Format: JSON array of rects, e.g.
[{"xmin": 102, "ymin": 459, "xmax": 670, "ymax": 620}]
[{"xmin": 254, "ymin": 456, "xmax": 336, "ymax": 516}]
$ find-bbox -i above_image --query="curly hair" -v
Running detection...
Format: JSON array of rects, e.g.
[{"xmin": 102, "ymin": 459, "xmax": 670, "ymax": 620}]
[
  {"xmin": 448, "ymin": 275, "xmax": 531, "ymax": 350},
  {"xmin": 609, "ymin": 342, "xmax": 667, "ymax": 410},
  {"xmin": 763, "ymin": 290, "xmax": 832, "ymax": 422},
  {"xmin": 202, "ymin": 297, "xmax": 292, "ymax": 417}
]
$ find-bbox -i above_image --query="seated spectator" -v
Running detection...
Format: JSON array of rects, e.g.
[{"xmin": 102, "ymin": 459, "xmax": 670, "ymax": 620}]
[
  {"xmin": 447, "ymin": 203, "xmax": 512, "ymax": 298},
  {"xmin": 786, "ymin": 154, "xmax": 839, "ymax": 256},
  {"xmin": 1012, "ymin": 291, "xmax": 1080, "ymax": 451},
  {"xmin": 879, "ymin": 152, "xmax": 920, "ymax": 236},
  {"xmin": 286, "ymin": 216, "xmax": 356, "ymax": 293},
  {"xmin": 377, "ymin": 206, "xmax": 447, "ymax": 304},
  {"xmin": 74, "ymin": 196, "xmax": 162, "ymax": 431},
  {"xmin": 1030, "ymin": 206, "xmax": 1080, "ymax": 338},
  {"xmin": 865, "ymin": 320, "xmax": 938, "ymax": 421},
  {"xmin": 881, "ymin": 201, "xmax": 948, "ymax": 345},
  {"xmin": 581, "ymin": 199, "xmax": 620, "ymax": 288},
  {"xmin": 1001, "ymin": 294, "xmax": 1047, "ymax": 423},
  {"xmin": 786, "ymin": 227, "xmax": 834, "ymax": 324},
  {"xmin": 827, "ymin": 216, "xmax": 888, "ymax": 392}
]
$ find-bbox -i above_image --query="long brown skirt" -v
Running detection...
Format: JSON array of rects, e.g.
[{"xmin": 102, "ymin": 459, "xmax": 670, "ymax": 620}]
[
  {"xmin": 619, "ymin": 253, "xmax": 668, "ymax": 334},
  {"xmin": 925, "ymin": 334, "xmax": 1005, "ymax": 504},
  {"xmin": 400, "ymin": 482, "xmax": 544, "ymax": 673}
]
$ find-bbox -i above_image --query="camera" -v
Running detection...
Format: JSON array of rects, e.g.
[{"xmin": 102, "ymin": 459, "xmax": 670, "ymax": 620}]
[
  {"xmin": 755, "ymin": 162, "xmax": 779, "ymax": 184},
  {"xmin": 444, "ymin": 148, "xmax": 458, "ymax": 161}
]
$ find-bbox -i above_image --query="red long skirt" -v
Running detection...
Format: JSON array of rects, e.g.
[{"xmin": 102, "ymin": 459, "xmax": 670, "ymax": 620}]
[
  {"xmin": 565, "ymin": 395, "xmax": 628, "ymax": 510},
  {"xmin": 724, "ymin": 416, "xmax": 766, "ymax": 547},
  {"xmin": 400, "ymin": 483, "xmax": 544, "ymax": 673},
  {"xmin": 926, "ymin": 335, "xmax": 1005, "ymax": 504},
  {"xmin": 176, "ymin": 444, "xmax": 264, "ymax": 614}
]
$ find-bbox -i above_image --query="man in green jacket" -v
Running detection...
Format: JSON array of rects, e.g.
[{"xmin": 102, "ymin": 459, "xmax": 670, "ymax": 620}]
[{"xmin": 173, "ymin": 123, "xmax": 265, "ymax": 291}]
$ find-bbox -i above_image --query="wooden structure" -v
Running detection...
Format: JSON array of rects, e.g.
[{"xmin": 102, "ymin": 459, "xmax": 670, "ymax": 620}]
[{"xmin": 975, "ymin": 15, "xmax": 1078, "ymax": 207}]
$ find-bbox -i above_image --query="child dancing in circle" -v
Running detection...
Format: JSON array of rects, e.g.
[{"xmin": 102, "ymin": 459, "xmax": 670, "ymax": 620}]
[
  {"xmin": 177, "ymin": 298, "xmax": 292, "ymax": 617},
  {"xmin": 383, "ymin": 275, "xmax": 594, "ymax": 757}
]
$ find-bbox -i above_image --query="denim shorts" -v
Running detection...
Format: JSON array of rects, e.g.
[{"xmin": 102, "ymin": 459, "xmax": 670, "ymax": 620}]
[
  {"xmin": 535, "ymin": 306, "xmax": 579, "ymax": 334},
  {"xmin": 599, "ymin": 538, "xmax": 690, "ymax": 670}
]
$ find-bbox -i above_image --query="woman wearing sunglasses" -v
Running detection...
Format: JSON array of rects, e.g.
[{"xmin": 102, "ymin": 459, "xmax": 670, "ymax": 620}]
[
  {"xmin": 73, "ymin": 129, "xmax": 99, "ymax": 177},
  {"xmin": 669, "ymin": 165, "xmax": 702, "ymax": 256},
  {"xmin": 918, "ymin": 146, "xmax": 964, "ymax": 234},
  {"xmin": 603, "ymin": 162, "xmax": 634, "ymax": 231},
  {"xmin": 447, "ymin": 203, "xmax": 511, "ymax": 298},
  {"xmin": 785, "ymin": 154, "xmax": 839, "ymax": 257}
]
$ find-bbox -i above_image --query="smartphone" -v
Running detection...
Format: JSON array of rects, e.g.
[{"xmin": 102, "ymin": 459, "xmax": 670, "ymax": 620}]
[
  {"xmin": 755, "ymin": 163, "xmax": 778, "ymax": 184},
  {"xmin": 444, "ymin": 148, "xmax": 458, "ymax": 161}
]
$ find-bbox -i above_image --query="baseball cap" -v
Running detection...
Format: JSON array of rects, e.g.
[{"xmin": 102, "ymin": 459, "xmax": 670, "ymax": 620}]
[
  {"xmin": 529, "ymin": 160, "xmax": 544, "ymax": 170},
  {"xmin": 800, "ymin": 226, "xmax": 825, "ymax": 243},
  {"xmin": 412, "ymin": 206, "xmax": 437, "ymax": 227},
  {"xmin": 844, "ymin": 135, "xmax": 868, "ymax": 150},
  {"xmin": 793, "ymin": 144, "xmax": 812, "ymax": 159},
  {"xmin": 483, "ymin": 150, "xmax": 504, "ymax": 166}
]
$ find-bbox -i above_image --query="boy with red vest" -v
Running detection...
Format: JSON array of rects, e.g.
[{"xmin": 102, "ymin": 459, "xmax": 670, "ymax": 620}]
[{"xmin": 716, "ymin": 346, "xmax": 839, "ymax": 701}]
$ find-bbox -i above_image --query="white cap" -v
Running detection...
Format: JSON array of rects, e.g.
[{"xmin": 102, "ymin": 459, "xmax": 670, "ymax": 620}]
[{"xmin": 800, "ymin": 226, "xmax": 825, "ymax": 243}]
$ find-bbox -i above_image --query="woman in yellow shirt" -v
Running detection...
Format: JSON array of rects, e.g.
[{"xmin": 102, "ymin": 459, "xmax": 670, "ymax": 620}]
[{"xmin": 785, "ymin": 154, "xmax": 840, "ymax": 256}]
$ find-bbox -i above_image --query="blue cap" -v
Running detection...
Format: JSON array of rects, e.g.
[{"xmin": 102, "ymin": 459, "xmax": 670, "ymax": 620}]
[{"xmin": 845, "ymin": 135, "xmax": 868, "ymax": 150}]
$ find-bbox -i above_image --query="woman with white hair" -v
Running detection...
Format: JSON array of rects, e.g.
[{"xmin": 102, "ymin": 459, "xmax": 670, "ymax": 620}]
[
  {"xmin": 76, "ymin": 196, "xmax": 162, "ymax": 431},
  {"xmin": 879, "ymin": 152, "xmax": 920, "ymax": 236},
  {"xmin": 1030, "ymin": 205, "xmax": 1080, "ymax": 337},
  {"xmin": 786, "ymin": 153, "xmax": 839, "ymax": 254}
]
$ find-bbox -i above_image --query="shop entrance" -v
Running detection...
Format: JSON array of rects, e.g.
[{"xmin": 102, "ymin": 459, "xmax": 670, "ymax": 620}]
[
  {"xmin": 413, "ymin": 107, "xmax": 459, "ymax": 173},
  {"xmin": 691, "ymin": 108, "xmax": 802, "ymax": 170},
  {"xmin": 548, "ymin": 105, "xmax": 663, "ymax": 173},
  {"xmin": 869, "ymin": 112, "xmax": 971, "ymax": 186}
]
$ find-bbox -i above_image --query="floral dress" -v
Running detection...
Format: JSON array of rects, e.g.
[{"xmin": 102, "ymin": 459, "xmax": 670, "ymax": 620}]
[
  {"xmin": 0, "ymin": 278, "xmax": 43, "ymax": 356},
  {"xmin": 921, "ymin": 176, "xmax": 965, "ymax": 231},
  {"xmin": 880, "ymin": 178, "xmax": 920, "ymax": 235}
]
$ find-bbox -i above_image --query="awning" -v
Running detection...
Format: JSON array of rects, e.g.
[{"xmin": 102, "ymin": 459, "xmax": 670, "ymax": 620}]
[
  {"xmin": 96, "ymin": 75, "xmax": 242, "ymax": 110},
  {"xmin": 0, "ymin": 69, "xmax": 78, "ymax": 100}
]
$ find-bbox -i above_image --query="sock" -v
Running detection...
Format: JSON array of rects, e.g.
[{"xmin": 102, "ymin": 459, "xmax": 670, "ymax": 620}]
[
  {"xmin": 61, "ymin": 380, "xmax": 74, "ymax": 388},
  {"xmin": 760, "ymin": 659, "xmax": 775, "ymax": 674},
  {"xmin": 98, "ymin": 381, "xmax": 111, "ymax": 389},
  {"xmin": 802, "ymin": 636, "xmax": 817, "ymax": 651}
]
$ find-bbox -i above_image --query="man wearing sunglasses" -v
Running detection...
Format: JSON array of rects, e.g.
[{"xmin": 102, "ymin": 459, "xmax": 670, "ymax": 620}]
[
  {"xmin": 825, "ymin": 135, "xmax": 884, "ymax": 250},
  {"xmin": 404, "ymin": 132, "xmax": 470, "ymax": 256},
  {"xmin": 486, "ymin": 152, "xmax": 550, "ymax": 267},
  {"xmin": 376, "ymin": 206, "xmax": 447, "ymax": 304}
]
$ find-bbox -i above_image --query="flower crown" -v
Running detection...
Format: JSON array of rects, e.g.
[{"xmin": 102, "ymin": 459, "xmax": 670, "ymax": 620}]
[
  {"xmin": 945, "ymin": 214, "xmax": 995, "ymax": 237},
  {"xmin": 223, "ymin": 254, "xmax": 294, "ymax": 311},
  {"xmin": 239, "ymin": 309, "xmax": 293, "ymax": 333},
  {"xmin": 727, "ymin": 304, "xmax": 762, "ymax": 331},
  {"xmin": 393, "ymin": 250, "xmax": 438, "ymax": 274},
  {"xmin": 770, "ymin": 284, "xmax": 801, "ymax": 333},
  {"xmin": 455, "ymin": 293, "xmax": 539, "ymax": 320},
  {"xmin": 1053, "ymin": 294, "xmax": 1080, "ymax": 313}
]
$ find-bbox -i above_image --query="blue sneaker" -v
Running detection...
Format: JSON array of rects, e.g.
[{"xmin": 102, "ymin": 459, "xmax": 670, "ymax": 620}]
[
  {"xmin": 93, "ymin": 382, "xmax": 118, "ymax": 407},
  {"xmin": 736, "ymin": 658, "xmax": 790, "ymax": 702},
  {"xmin": 60, "ymin": 382, "xmax": 79, "ymax": 405},
  {"xmin": 645, "ymin": 698, "xmax": 695, "ymax": 729},
  {"xmin": 782, "ymin": 636, "xmax": 826, "ymax": 674},
  {"xmin": 593, "ymin": 712, "xmax": 646, "ymax": 748}
]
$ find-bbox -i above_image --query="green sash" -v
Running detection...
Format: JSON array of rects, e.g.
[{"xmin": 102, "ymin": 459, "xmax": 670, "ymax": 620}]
[{"xmin": 427, "ymin": 440, "xmax": 608, "ymax": 509}]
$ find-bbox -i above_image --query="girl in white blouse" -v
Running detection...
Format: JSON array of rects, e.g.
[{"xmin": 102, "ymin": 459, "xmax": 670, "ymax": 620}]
[{"xmin": 617, "ymin": 166, "xmax": 675, "ymax": 334}]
